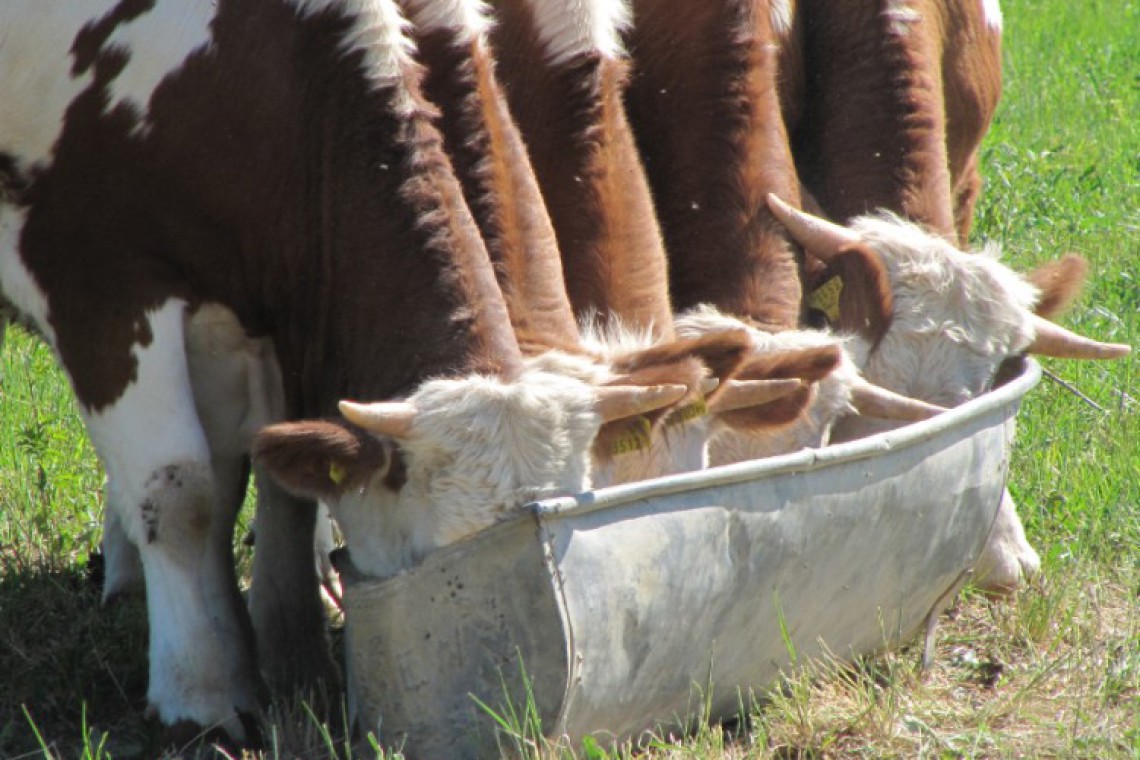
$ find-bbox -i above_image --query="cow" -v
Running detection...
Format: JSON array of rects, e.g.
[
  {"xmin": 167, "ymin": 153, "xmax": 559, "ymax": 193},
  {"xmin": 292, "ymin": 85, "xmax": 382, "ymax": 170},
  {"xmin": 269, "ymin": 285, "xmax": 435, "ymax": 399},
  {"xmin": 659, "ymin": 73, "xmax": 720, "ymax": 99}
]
[
  {"xmin": 767, "ymin": 195, "xmax": 1130, "ymax": 591},
  {"xmin": 786, "ymin": 0, "xmax": 1004, "ymax": 244},
  {"xmin": 0, "ymin": 0, "xmax": 717, "ymax": 744},
  {"xmin": 484, "ymin": 0, "xmax": 675, "ymax": 339}
]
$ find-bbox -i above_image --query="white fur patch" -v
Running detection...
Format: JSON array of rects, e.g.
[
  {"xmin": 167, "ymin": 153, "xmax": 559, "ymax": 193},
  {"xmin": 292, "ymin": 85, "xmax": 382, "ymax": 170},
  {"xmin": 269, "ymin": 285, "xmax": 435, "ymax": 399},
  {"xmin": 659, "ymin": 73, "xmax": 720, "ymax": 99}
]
[
  {"xmin": 329, "ymin": 368, "xmax": 601, "ymax": 578},
  {"xmin": 981, "ymin": 0, "xmax": 1003, "ymax": 31},
  {"xmin": 524, "ymin": 0, "xmax": 631, "ymax": 65},
  {"xmin": 100, "ymin": 1, "xmax": 215, "ymax": 131},
  {"xmin": 769, "ymin": 0, "xmax": 794, "ymax": 38},
  {"xmin": 884, "ymin": 0, "xmax": 921, "ymax": 36},
  {"xmin": 0, "ymin": 2, "xmax": 118, "ymax": 166},
  {"xmin": 0, "ymin": 207, "xmax": 56, "ymax": 344},
  {"xmin": 400, "ymin": 0, "xmax": 492, "ymax": 44},
  {"xmin": 293, "ymin": 0, "xmax": 420, "ymax": 111}
]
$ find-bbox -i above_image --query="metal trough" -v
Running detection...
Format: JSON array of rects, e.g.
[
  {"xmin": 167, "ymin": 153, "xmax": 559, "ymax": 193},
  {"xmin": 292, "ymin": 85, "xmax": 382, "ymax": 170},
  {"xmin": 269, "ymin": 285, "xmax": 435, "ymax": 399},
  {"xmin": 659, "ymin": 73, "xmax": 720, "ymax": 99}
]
[{"xmin": 342, "ymin": 358, "xmax": 1041, "ymax": 759}]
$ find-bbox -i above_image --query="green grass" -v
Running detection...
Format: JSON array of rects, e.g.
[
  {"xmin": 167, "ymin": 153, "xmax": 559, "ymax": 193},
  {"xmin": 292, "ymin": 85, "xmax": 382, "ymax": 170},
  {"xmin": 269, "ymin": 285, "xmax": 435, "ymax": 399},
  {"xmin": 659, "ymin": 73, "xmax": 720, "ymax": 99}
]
[{"xmin": 2, "ymin": 0, "xmax": 1138, "ymax": 757}]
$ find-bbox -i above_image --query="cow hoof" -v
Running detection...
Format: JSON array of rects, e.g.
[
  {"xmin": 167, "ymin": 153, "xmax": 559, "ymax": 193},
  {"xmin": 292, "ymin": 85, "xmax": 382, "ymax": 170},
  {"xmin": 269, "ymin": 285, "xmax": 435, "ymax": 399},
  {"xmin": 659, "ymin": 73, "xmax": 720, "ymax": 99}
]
[{"xmin": 153, "ymin": 710, "xmax": 263, "ymax": 756}]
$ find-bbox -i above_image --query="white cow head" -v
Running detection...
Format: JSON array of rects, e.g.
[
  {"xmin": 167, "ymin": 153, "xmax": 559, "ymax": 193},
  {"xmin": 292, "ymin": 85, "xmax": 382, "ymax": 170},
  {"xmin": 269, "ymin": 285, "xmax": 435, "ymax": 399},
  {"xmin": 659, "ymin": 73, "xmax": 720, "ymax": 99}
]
[
  {"xmin": 255, "ymin": 365, "xmax": 687, "ymax": 578},
  {"xmin": 767, "ymin": 194, "xmax": 1129, "ymax": 430},
  {"xmin": 768, "ymin": 194, "xmax": 1131, "ymax": 591}
]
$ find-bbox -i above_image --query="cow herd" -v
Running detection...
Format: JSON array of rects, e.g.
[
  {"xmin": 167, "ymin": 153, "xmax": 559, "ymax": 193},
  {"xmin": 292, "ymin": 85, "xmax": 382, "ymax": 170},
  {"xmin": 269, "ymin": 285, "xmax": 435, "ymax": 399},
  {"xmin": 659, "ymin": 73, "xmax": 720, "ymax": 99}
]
[{"xmin": 0, "ymin": 0, "xmax": 1130, "ymax": 749}]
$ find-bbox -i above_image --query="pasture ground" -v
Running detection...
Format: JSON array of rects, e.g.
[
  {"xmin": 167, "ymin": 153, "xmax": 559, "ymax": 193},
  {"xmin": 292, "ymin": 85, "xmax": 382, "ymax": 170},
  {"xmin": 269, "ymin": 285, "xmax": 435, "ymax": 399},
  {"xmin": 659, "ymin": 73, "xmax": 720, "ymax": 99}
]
[{"xmin": 1, "ymin": 0, "xmax": 1137, "ymax": 757}]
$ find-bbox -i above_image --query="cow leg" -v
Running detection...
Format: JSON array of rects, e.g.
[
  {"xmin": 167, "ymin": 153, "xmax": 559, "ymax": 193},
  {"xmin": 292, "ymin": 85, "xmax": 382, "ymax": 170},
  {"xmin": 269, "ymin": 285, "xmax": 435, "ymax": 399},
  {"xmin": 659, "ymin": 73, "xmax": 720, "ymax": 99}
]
[
  {"xmin": 972, "ymin": 488, "xmax": 1041, "ymax": 594},
  {"xmin": 952, "ymin": 154, "xmax": 984, "ymax": 243},
  {"xmin": 81, "ymin": 300, "xmax": 262, "ymax": 743},
  {"xmin": 248, "ymin": 472, "xmax": 340, "ymax": 697},
  {"xmin": 101, "ymin": 491, "xmax": 145, "ymax": 601}
]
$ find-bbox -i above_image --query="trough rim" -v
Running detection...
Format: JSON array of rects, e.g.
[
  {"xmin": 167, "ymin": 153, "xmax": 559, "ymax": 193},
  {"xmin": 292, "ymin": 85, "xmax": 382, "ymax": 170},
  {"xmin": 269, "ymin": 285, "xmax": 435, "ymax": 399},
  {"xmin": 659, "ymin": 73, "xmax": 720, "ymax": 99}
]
[{"xmin": 525, "ymin": 357, "xmax": 1040, "ymax": 519}]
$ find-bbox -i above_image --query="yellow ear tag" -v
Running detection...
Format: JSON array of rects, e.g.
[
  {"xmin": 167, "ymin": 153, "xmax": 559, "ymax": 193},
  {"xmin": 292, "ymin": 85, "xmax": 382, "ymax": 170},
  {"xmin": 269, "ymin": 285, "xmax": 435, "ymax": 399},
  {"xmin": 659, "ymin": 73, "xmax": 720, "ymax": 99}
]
[
  {"xmin": 610, "ymin": 416, "xmax": 653, "ymax": 457},
  {"xmin": 666, "ymin": 395, "xmax": 709, "ymax": 427},
  {"xmin": 807, "ymin": 275, "xmax": 844, "ymax": 323},
  {"xmin": 328, "ymin": 461, "xmax": 347, "ymax": 486}
]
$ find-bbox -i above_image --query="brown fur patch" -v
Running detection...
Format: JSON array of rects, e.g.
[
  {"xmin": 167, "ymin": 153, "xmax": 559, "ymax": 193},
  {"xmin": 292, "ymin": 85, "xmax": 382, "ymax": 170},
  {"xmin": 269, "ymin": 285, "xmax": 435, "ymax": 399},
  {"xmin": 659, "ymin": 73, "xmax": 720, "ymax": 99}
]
[
  {"xmin": 488, "ymin": 1, "xmax": 673, "ymax": 336},
  {"xmin": 715, "ymin": 385, "xmax": 813, "ymax": 431},
  {"xmin": 609, "ymin": 329, "xmax": 752, "ymax": 396},
  {"xmin": 736, "ymin": 344, "xmax": 843, "ymax": 384},
  {"xmin": 1026, "ymin": 254, "xmax": 1088, "ymax": 319},
  {"xmin": 624, "ymin": 0, "xmax": 804, "ymax": 329},
  {"xmin": 712, "ymin": 343, "xmax": 841, "ymax": 431},
  {"xmin": 254, "ymin": 421, "xmax": 395, "ymax": 500}
]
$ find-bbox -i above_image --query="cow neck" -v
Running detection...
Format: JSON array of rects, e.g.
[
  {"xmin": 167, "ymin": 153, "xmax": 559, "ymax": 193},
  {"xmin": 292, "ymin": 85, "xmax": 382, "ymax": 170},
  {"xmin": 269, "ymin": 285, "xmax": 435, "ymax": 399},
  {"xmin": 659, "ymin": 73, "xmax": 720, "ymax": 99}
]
[
  {"xmin": 793, "ymin": 0, "xmax": 956, "ymax": 238},
  {"xmin": 489, "ymin": 1, "xmax": 675, "ymax": 341},
  {"xmin": 625, "ymin": 0, "xmax": 803, "ymax": 331},
  {"xmin": 410, "ymin": 22, "xmax": 581, "ymax": 345},
  {"xmin": 18, "ymin": 2, "xmax": 522, "ymax": 416}
]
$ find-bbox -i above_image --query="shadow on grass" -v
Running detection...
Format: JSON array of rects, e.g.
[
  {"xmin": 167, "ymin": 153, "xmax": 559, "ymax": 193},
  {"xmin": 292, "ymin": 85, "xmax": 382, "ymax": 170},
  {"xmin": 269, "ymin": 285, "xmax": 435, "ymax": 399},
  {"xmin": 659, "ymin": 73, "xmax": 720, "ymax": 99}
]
[{"xmin": 0, "ymin": 555, "xmax": 151, "ymax": 758}]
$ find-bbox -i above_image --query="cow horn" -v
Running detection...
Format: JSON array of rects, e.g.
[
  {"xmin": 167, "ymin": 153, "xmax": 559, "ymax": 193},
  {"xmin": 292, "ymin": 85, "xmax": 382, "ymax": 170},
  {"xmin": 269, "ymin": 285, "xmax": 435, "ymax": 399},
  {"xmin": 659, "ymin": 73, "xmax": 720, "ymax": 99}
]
[
  {"xmin": 767, "ymin": 193, "xmax": 860, "ymax": 262},
  {"xmin": 700, "ymin": 376, "xmax": 721, "ymax": 396},
  {"xmin": 709, "ymin": 379, "xmax": 804, "ymax": 414},
  {"xmin": 595, "ymin": 384, "xmax": 688, "ymax": 422},
  {"xmin": 1027, "ymin": 315, "xmax": 1131, "ymax": 360},
  {"xmin": 849, "ymin": 378, "xmax": 947, "ymax": 421},
  {"xmin": 338, "ymin": 400, "xmax": 417, "ymax": 438}
]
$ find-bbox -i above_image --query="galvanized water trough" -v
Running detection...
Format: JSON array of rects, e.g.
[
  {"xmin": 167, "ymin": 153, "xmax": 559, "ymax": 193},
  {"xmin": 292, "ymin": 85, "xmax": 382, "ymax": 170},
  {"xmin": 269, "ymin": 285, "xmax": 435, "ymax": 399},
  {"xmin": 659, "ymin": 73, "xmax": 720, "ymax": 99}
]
[{"xmin": 342, "ymin": 358, "xmax": 1041, "ymax": 758}]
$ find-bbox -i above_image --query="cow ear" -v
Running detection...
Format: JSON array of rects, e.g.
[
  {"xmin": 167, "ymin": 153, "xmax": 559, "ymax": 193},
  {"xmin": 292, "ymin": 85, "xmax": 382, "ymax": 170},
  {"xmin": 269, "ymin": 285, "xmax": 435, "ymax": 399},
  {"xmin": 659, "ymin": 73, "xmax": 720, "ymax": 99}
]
[
  {"xmin": 1026, "ymin": 254, "xmax": 1087, "ymax": 319},
  {"xmin": 254, "ymin": 420, "xmax": 395, "ymax": 500},
  {"xmin": 610, "ymin": 329, "xmax": 752, "ymax": 403},
  {"xmin": 713, "ymin": 345, "xmax": 842, "ymax": 430},
  {"xmin": 830, "ymin": 243, "xmax": 894, "ymax": 349}
]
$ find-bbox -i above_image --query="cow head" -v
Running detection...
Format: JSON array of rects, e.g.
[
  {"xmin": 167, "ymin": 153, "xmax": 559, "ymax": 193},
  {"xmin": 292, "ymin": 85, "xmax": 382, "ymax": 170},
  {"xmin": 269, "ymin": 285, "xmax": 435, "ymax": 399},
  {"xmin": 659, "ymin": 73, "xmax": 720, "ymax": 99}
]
[
  {"xmin": 255, "ymin": 365, "xmax": 695, "ymax": 578},
  {"xmin": 768, "ymin": 193, "xmax": 1131, "ymax": 592},
  {"xmin": 768, "ymin": 193, "xmax": 1130, "ymax": 417}
]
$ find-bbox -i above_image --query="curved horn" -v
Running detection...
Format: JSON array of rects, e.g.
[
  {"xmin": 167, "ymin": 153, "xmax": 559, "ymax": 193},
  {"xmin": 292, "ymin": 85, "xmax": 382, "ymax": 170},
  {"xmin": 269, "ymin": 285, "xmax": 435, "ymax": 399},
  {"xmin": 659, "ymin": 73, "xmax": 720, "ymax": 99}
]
[
  {"xmin": 595, "ymin": 384, "xmax": 688, "ymax": 423},
  {"xmin": 767, "ymin": 193, "xmax": 860, "ymax": 262},
  {"xmin": 338, "ymin": 400, "xmax": 417, "ymax": 438},
  {"xmin": 849, "ymin": 378, "xmax": 947, "ymax": 422},
  {"xmin": 700, "ymin": 376, "xmax": 721, "ymax": 396},
  {"xmin": 709, "ymin": 379, "xmax": 804, "ymax": 414},
  {"xmin": 1028, "ymin": 315, "xmax": 1131, "ymax": 360}
]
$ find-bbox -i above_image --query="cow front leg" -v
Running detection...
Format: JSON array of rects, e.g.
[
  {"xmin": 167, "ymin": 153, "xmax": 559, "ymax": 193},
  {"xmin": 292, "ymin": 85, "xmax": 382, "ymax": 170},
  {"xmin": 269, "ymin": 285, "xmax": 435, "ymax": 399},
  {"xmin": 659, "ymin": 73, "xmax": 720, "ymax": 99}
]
[
  {"xmin": 80, "ymin": 301, "xmax": 262, "ymax": 745},
  {"xmin": 249, "ymin": 471, "xmax": 341, "ymax": 698}
]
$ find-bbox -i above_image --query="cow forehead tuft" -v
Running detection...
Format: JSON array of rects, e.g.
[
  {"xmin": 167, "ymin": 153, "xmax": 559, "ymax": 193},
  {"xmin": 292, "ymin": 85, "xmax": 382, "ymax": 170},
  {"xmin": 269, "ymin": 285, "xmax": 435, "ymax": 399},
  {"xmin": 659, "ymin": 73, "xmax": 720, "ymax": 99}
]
[
  {"xmin": 400, "ymin": 0, "xmax": 493, "ymax": 44},
  {"xmin": 769, "ymin": 0, "xmax": 794, "ymax": 38},
  {"xmin": 981, "ymin": 0, "xmax": 1004, "ymax": 31},
  {"xmin": 526, "ymin": 0, "xmax": 631, "ymax": 65}
]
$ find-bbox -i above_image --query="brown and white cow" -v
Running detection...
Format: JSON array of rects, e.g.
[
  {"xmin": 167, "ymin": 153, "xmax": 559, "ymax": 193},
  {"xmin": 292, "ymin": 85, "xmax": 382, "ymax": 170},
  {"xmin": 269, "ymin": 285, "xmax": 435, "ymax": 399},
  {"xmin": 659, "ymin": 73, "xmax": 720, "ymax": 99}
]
[
  {"xmin": 768, "ymin": 195, "xmax": 1130, "ymax": 591},
  {"xmin": 787, "ymin": 0, "xmax": 1004, "ymax": 244},
  {"xmin": 0, "ymin": 0, "xmax": 702, "ymax": 744}
]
